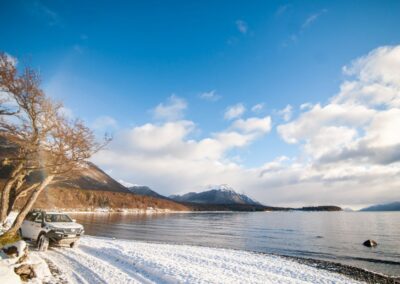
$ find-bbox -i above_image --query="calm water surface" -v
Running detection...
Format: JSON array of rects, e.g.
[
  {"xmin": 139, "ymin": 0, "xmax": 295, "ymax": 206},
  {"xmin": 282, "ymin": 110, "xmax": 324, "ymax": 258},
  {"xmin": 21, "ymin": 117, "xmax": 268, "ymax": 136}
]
[{"xmin": 70, "ymin": 211, "xmax": 400, "ymax": 277}]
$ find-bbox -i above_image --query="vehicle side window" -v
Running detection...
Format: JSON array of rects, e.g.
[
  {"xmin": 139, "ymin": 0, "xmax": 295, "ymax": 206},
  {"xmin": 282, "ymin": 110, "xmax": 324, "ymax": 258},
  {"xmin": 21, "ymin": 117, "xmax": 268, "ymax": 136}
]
[
  {"xmin": 34, "ymin": 213, "xmax": 43, "ymax": 223},
  {"xmin": 26, "ymin": 212, "xmax": 39, "ymax": 221},
  {"xmin": 25, "ymin": 213, "xmax": 33, "ymax": 221}
]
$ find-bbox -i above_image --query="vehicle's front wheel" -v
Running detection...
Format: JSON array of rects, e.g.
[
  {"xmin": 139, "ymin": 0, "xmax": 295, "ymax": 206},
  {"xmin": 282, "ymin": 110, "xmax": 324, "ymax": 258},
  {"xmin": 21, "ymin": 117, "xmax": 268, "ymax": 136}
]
[
  {"xmin": 70, "ymin": 240, "xmax": 79, "ymax": 249},
  {"xmin": 37, "ymin": 234, "xmax": 49, "ymax": 251}
]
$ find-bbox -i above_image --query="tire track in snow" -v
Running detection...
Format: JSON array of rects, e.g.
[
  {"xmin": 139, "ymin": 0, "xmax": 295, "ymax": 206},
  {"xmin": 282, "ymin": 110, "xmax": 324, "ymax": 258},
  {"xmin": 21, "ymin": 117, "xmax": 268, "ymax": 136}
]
[
  {"xmin": 41, "ymin": 250, "xmax": 105, "ymax": 284},
  {"xmin": 38, "ymin": 236, "xmax": 363, "ymax": 284},
  {"xmin": 42, "ymin": 248, "xmax": 144, "ymax": 284},
  {"xmin": 79, "ymin": 245, "xmax": 156, "ymax": 284},
  {"xmin": 79, "ymin": 244, "xmax": 172, "ymax": 284}
]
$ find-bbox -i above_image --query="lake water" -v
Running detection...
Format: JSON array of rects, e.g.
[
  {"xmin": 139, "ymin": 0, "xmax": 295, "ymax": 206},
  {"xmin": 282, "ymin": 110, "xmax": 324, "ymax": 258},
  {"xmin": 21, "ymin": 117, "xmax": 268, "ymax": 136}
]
[{"xmin": 70, "ymin": 211, "xmax": 400, "ymax": 277}]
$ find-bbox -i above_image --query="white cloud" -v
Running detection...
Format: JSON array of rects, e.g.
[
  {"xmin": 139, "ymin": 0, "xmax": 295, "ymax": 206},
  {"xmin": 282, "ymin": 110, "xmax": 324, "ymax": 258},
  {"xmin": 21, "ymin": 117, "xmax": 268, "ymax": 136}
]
[
  {"xmin": 92, "ymin": 115, "xmax": 118, "ymax": 130},
  {"xmin": 92, "ymin": 45, "xmax": 400, "ymax": 208},
  {"xmin": 278, "ymin": 103, "xmax": 374, "ymax": 144},
  {"xmin": 363, "ymin": 108, "xmax": 400, "ymax": 147},
  {"xmin": 300, "ymin": 102, "xmax": 312, "ymax": 110},
  {"xmin": 236, "ymin": 20, "xmax": 248, "ymax": 34},
  {"xmin": 336, "ymin": 46, "xmax": 400, "ymax": 108},
  {"xmin": 251, "ymin": 103, "xmax": 265, "ymax": 113},
  {"xmin": 232, "ymin": 116, "xmax": 272, "ymax": 134},
  {"xmin": 274, "ymin": 44, "xmax": 400, "ymax": 206},
  {"xmin": 224, "ymin": 103, "xmax": 246, "ymax": 120},
  {"xmin": 278, "ymin": 104, "xmax": 293, "ymax": 122},
  {"xmin": 114, "ymin": 121, "xmax": 194, "ymax": 153},
  {"xmin": 152, "ymin": 95, "xmax": 187, "ymax": 121},
  {"xmin": 199, "ymin": 90, "xmax": 220, "ymax": 102}
]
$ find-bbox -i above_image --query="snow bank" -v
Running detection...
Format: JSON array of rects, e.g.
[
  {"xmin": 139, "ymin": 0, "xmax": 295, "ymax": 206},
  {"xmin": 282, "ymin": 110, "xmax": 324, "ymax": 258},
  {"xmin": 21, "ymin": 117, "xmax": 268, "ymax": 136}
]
[
  {"xmin": 0, "ymin": 210, "xmax": 53, "ymax": 284},
  {"xmin": 25, "ymin": 253, "xmax": 53, "ymax": 284},
  {"xmin": 1, "ymin": 241, "xmax": 55, "ymax": 284},
  {"xmin": 0, "ymin": 264, "xmax": 21, "ymax": 284},
  {"xmin": 38, "ymin": 236, "xmax": 362, "ymax": 284},
  {"xmin": 0, "ymin": 242, "xmax": 23, "ymax": 284}
]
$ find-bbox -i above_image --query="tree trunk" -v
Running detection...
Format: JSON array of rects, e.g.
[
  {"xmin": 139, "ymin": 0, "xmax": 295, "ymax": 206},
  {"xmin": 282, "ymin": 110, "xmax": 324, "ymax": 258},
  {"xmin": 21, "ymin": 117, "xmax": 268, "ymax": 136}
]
[
  {"xmin": 7, "ymin": 178, "xmax": 26, "ymax": 215},
  {"xmin": 0, "ymin": 163, "xmax": 24, "ymax": 223},
  {"xmin": 10, "ymin": 183, "xmax": 39, "ymax": 212},
  {"xmin": 6, "ymin": 175, "xmax": 54, "ymax": 237}
]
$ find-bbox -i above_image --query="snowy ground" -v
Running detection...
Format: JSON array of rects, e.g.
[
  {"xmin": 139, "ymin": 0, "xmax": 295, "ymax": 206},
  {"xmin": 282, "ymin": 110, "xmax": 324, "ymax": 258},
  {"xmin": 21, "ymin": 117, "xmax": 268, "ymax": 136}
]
[{"xmin": 35, "ymin": 236, "xmax": 363, "ymax": 284}]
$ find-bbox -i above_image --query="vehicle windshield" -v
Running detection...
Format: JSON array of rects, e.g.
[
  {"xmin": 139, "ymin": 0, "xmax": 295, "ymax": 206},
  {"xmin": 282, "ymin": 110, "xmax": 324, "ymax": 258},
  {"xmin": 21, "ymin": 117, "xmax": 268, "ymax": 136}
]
[{"xmin": 44, "ymin": 214, "xmax": 73, "ymax": 223}]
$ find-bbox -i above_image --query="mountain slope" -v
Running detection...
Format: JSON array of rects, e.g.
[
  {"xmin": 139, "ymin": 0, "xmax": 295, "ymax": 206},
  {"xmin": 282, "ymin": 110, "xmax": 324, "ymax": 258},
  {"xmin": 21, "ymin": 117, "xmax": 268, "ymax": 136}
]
[
  {"xmin": 0, "ymin": 142, "xmax": 189, "ymax": 211},
  {"xmin": 169, "ymin": 185, "xmax": 261, "ymax": 205},
  {"xmin": 360, "ymin": 202, "xmax": 400, "ymax": 211},
  {"xmin": 128, "ymin": 186, "xmax": 168, "ymax": 199},
  {"xmin": 55, "ymin": 162, "xmax": 130, "ymax": 193}
]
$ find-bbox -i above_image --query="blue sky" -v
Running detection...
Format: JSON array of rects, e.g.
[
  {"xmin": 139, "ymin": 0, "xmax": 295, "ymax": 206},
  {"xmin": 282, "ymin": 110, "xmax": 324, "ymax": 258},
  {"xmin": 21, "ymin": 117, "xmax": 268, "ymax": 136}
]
[{"xmin": 2, "ymin": 1, "xmax": 400, "ymax": 207}]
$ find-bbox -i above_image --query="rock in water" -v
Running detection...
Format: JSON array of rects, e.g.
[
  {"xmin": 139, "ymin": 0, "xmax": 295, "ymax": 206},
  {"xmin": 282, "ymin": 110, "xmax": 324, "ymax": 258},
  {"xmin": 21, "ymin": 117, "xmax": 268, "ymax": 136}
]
[{"xmin": 363, "ymin": 239, "xmax": 378, "ymax": 247}]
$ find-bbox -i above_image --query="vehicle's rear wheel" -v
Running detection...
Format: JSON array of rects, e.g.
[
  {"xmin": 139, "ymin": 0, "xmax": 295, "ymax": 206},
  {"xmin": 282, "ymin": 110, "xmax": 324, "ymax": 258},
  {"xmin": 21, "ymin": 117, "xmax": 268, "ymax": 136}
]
[
  {"xmin": 37, "ymin": 234, "xmax": 49, "ymax": 251},
  {"xmin": 70, "ymin": 240, "xmax": 79, "ymax": 249}
]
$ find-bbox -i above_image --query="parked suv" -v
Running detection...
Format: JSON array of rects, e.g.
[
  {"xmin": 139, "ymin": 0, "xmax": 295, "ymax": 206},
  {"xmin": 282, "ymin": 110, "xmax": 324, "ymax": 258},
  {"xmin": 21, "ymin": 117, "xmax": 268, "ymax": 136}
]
[{"xmin": 20, "ymin": 210, "xmax": 84, "ymax": 251}]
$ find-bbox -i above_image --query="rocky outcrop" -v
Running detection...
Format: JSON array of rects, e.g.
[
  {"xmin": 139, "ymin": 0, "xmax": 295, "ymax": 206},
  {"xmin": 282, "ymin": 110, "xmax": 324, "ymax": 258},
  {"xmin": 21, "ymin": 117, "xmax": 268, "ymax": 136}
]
[{"xmin": 14, "ymin": 264, "xmax": 35, "ymax": 281}]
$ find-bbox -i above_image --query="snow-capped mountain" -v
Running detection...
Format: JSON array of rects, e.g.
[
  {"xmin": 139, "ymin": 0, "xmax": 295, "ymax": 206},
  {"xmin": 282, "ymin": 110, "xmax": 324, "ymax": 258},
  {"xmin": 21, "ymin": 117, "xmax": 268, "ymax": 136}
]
[{"xmin": 169, "ymin": 185, "xmax": 262, "ymax": 205}]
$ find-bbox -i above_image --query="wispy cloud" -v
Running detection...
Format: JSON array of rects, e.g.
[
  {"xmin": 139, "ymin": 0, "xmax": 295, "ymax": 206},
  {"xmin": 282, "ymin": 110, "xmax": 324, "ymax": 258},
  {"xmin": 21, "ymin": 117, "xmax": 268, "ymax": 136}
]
[
  {"xmin": 236, "ymin": 20, "xmax": 248, "ymax": 34},
  {"xmin": 300, "ymin": 102, "xmax": 313, "ymax": 110},
  {"xmin": 276, "ymin": 4, "xmax": 291, "ymax": 17},
  {"xmin": 224, "ymin": 103, "xmax": 246, "ymax": 120},
  {"xmin": 92, "ymin": 115, "xmax": 118, "ymax": 131},
  {"xmin": 282, "ymin": 9, "xmax": 327, "ymax": 47},
  {"xmin": 152, "ymin": 95, "xmax": 187, "ymax": 121},
  {"xmin": 278, "ymin": 104, "xmax": 293, "ymax": 122},
  {"xmin": 199, "ymin": 90, "xmax": 221, "ymax": 102},
  {"xmin": 302, "ymin": 9, "xmax": 327, "ymax": 30},
  {"xmin": 251, "ymin": 103, "xmax": 265, "ymax": 113},
  {"xmin": 32, "ymin": 0, "xmax": 62, "ymax": 27}
]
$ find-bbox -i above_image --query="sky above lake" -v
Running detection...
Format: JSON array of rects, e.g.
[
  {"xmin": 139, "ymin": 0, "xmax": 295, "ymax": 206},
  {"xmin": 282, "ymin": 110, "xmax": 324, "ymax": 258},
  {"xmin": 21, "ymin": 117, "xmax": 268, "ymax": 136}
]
[{"xmin": 1, "ymin": 0, "xmax": 400, "ymax": 208}]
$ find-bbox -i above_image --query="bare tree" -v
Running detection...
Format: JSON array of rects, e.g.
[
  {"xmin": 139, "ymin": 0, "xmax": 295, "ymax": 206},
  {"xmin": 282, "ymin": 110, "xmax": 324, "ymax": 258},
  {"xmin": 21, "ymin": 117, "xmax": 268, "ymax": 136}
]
[{"xmin": 0, "ymin": 52, "xmax": 105, "ymax": 242}]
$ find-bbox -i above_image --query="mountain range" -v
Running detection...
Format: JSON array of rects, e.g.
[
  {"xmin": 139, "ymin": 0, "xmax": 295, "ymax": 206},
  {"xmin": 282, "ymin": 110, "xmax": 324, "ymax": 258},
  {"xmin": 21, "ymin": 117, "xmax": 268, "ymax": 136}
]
[
  {"xmin": 360, "ymin": 202, "xmax": 400, "ymax": 211},
  {"xmin": 169, "ymin": 185, "xmax": 261, "ymax": 205},
  {"xmin": 0, "ymin": 141, "xmax": 341, "ymax": 212}
]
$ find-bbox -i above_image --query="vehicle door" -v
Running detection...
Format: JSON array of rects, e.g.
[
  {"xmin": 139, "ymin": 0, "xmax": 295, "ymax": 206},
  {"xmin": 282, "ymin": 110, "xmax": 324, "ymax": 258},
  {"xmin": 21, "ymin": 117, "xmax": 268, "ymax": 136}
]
[
  {"xmin": 20, "ymin": 212, "xmax": 32, "ymax": 238},
  {"xmin": 20, "ymin": 212, "xmax": 39, "ymax": 239},
  {"xmin": 31, "ymin": 212, "xmax": 44, "ymax": 241}
]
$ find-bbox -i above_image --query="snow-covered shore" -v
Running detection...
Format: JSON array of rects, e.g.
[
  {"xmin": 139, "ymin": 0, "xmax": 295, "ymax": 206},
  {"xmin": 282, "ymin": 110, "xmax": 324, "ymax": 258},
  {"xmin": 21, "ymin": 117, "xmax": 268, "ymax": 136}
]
[
  {"xmin": 35, "ymin": 236, "xmax": 362, "ymax": 284},
  {"xmin": 1, "ymin": 212, "xmax": 364, "ymax": 283}
]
